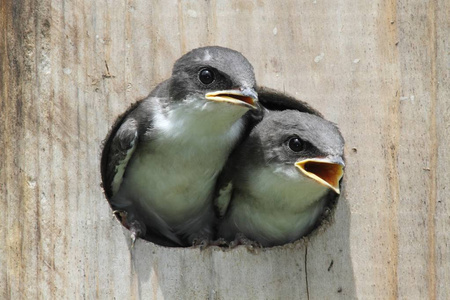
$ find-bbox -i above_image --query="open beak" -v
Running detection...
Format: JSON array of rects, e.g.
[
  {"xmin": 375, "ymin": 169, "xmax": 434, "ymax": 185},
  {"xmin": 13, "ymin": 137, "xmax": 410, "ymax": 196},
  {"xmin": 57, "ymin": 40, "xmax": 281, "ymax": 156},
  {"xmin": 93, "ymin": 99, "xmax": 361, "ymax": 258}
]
[
  {"xmin": 205, "ymin": 87, "xmax": 258, "ymax": 110},
  {"xmin": 295, "ymin": 158, "xmax": 344, "ymax": 194}
]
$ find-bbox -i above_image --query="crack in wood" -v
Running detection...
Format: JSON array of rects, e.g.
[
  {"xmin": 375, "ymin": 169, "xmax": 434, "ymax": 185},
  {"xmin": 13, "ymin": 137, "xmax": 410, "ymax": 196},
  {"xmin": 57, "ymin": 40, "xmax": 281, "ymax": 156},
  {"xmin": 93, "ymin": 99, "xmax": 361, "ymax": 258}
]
[{"xmin": 305, "ymin": 245, "xmax": 310, "ymax": 300}]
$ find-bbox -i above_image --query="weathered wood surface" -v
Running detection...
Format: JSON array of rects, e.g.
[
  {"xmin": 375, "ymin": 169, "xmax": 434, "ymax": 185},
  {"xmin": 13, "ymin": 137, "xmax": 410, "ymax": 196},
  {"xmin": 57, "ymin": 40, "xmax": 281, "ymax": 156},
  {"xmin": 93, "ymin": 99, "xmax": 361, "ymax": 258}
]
[{"xmin": 1, "ymin": 0, "xmax": 448, "ymax": 299}]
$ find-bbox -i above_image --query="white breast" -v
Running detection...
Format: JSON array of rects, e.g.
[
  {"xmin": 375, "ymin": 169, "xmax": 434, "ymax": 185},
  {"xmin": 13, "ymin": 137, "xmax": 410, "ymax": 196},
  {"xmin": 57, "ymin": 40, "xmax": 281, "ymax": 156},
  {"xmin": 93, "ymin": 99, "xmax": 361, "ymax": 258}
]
[{"xmin": 229, "ymin": 166, "xmax": 329, "ymax": 244}]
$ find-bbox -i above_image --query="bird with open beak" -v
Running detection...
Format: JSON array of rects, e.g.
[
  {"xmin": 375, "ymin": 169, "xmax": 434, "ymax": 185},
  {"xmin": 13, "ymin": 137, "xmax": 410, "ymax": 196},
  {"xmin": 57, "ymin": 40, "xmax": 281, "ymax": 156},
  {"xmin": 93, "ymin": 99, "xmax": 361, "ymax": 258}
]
[
  {"xmin": 101, "ymin": 46, "xmax": 259, "ymax": 246},
  {"xmin": 216, "ymin": 107, "xmax": 344, "ymax": 247}
]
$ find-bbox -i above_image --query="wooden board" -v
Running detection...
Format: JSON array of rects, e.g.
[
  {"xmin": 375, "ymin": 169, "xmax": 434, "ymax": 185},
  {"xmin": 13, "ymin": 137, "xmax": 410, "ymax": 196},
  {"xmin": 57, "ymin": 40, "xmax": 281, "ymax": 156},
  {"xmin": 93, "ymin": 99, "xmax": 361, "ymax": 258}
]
[{"xmin": 1, "ymin": 0, "xmax": 448, "ymax": 298}]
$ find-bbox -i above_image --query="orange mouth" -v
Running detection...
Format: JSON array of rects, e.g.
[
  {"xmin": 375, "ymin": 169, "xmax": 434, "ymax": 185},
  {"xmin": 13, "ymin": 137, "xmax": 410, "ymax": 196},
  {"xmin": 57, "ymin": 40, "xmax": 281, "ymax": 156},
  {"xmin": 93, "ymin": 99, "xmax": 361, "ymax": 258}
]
[{"xmin": 295, "ymin": 158, "xmax": 344, "ymax": 194}]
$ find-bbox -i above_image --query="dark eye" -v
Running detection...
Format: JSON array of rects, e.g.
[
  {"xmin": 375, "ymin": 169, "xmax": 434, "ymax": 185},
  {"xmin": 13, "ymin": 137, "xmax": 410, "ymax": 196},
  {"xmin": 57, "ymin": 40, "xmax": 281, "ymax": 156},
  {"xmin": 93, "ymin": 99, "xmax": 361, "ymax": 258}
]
[
  {"xmin": 288, "ymin": 137, "xmax": 304, "ymax": 152},
  {"xmin": 199, "ymin": 68, "xmax": 215, "ymax": 84}
]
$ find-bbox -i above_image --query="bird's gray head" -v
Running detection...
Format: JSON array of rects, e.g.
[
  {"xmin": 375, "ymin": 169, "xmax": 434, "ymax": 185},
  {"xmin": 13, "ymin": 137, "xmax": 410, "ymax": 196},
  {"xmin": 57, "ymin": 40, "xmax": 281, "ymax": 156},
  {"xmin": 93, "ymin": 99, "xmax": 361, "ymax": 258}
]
[
  {"xmin": 169, "ymin": 46, "xmax": 258, "ymax": 109},
  {"xmin": 239, "ymin": 110, "xmax": 345, "ymax": 193}
]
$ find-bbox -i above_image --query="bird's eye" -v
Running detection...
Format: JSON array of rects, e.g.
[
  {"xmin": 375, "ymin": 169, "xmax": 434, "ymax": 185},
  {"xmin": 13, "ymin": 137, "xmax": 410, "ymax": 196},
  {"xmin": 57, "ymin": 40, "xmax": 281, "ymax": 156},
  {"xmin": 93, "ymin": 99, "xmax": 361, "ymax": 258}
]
[
  {"xmin": 288, "ymin": 137, "xmax": 304, "ymax": 152},
  {"xmin": 198, "ymin": 68, "xmax": 215, "ymax": 84}
]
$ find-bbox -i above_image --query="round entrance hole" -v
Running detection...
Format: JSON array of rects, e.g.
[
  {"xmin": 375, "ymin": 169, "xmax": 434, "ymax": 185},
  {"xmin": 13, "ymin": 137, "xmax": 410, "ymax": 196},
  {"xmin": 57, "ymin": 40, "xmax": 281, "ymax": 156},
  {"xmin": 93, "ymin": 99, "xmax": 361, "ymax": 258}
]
[{"xmin": 100, "ymin": 87, "xmax": 344, "ymax": 248}]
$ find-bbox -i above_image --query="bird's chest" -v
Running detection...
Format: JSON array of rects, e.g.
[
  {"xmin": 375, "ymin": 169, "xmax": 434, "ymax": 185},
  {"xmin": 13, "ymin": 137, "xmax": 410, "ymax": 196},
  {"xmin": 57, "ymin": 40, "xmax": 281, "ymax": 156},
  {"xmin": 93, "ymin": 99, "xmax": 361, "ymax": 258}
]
[
  {"xmin": 233, "ymin": 167, "xmax": 329, "ymax": 240},
  {"xmin": 125, "ymin": 115, "xmax": 242, "ymax": 221},
  {"xmin": 245, "ymin": 166, "xmax": 328, "ymax": 211},
  {"xmin": 232, "ymin": 192, "xmax": 326, "ymax": 245}
]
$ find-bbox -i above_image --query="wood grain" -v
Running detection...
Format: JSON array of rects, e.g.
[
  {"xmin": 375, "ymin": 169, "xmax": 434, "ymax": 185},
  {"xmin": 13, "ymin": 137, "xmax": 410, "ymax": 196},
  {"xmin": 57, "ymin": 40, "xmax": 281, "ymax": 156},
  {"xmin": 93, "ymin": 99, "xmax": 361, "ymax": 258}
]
[{"xmin": 1, "ymin": 0, "xmax": 448, "ymax": 298}]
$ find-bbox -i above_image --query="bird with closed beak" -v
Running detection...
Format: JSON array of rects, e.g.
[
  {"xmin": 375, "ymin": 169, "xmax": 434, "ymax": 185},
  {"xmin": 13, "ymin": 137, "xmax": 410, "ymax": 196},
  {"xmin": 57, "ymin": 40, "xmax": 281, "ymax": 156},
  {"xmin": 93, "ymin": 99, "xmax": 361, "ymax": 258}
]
[
  {"xmin": 101, "ymin": 46, "xmax": 259, "ymax": 246},
  {"xmin": 216, "ymin": 108, "xmax": 344, "ymax": 247}
]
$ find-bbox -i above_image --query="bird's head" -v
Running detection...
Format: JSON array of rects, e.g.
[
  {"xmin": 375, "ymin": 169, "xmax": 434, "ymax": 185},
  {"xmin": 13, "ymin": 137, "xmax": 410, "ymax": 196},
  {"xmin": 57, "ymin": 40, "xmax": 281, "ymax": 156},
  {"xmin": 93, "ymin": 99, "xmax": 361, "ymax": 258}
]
[
  {"xmin": 169, "ymin": 46, "xmax": 258, "ymax": 110},
  {"xmin": 243, "ymin": 110, "xmax": 345, "ymax": 194}
]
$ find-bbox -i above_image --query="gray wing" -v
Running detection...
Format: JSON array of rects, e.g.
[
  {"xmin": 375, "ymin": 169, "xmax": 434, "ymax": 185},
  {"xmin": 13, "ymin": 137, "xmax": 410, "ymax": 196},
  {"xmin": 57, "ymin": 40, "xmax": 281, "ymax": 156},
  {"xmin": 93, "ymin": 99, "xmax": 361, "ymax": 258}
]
[
  {"xmin": 106, "ymin": 118, "xmax": 139, "ymax": 197},
  {"xmin": 213, "ymin": 154, "xmax": 239, "ymax": 218},
  {"xmin": 214, "ymin": 179, "xmax": 234, "ymax": 219},
  {"xmin": 101, "ymin": 103, "xmax": 142, "ymax": 199}
]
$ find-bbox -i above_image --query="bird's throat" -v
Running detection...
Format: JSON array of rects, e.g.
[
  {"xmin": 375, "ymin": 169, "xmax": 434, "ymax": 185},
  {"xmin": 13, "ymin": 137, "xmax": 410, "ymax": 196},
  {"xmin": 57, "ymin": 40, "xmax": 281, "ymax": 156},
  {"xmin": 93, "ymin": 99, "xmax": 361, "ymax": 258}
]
[{"xmin": 157, "ymin": 96, "xmax": 248, "ymax": 137}]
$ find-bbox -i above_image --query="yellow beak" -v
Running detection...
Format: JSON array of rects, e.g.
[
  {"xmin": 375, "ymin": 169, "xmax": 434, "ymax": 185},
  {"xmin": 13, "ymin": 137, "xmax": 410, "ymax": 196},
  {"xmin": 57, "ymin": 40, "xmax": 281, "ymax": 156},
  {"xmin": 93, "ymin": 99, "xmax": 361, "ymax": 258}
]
[
  {"xmin": 205, "ymin": 89, "xmax": 258, "ymax": 110},
  {"xmin": 295, "ymin": 158, "xmax": 344, "ymax": 194}
]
